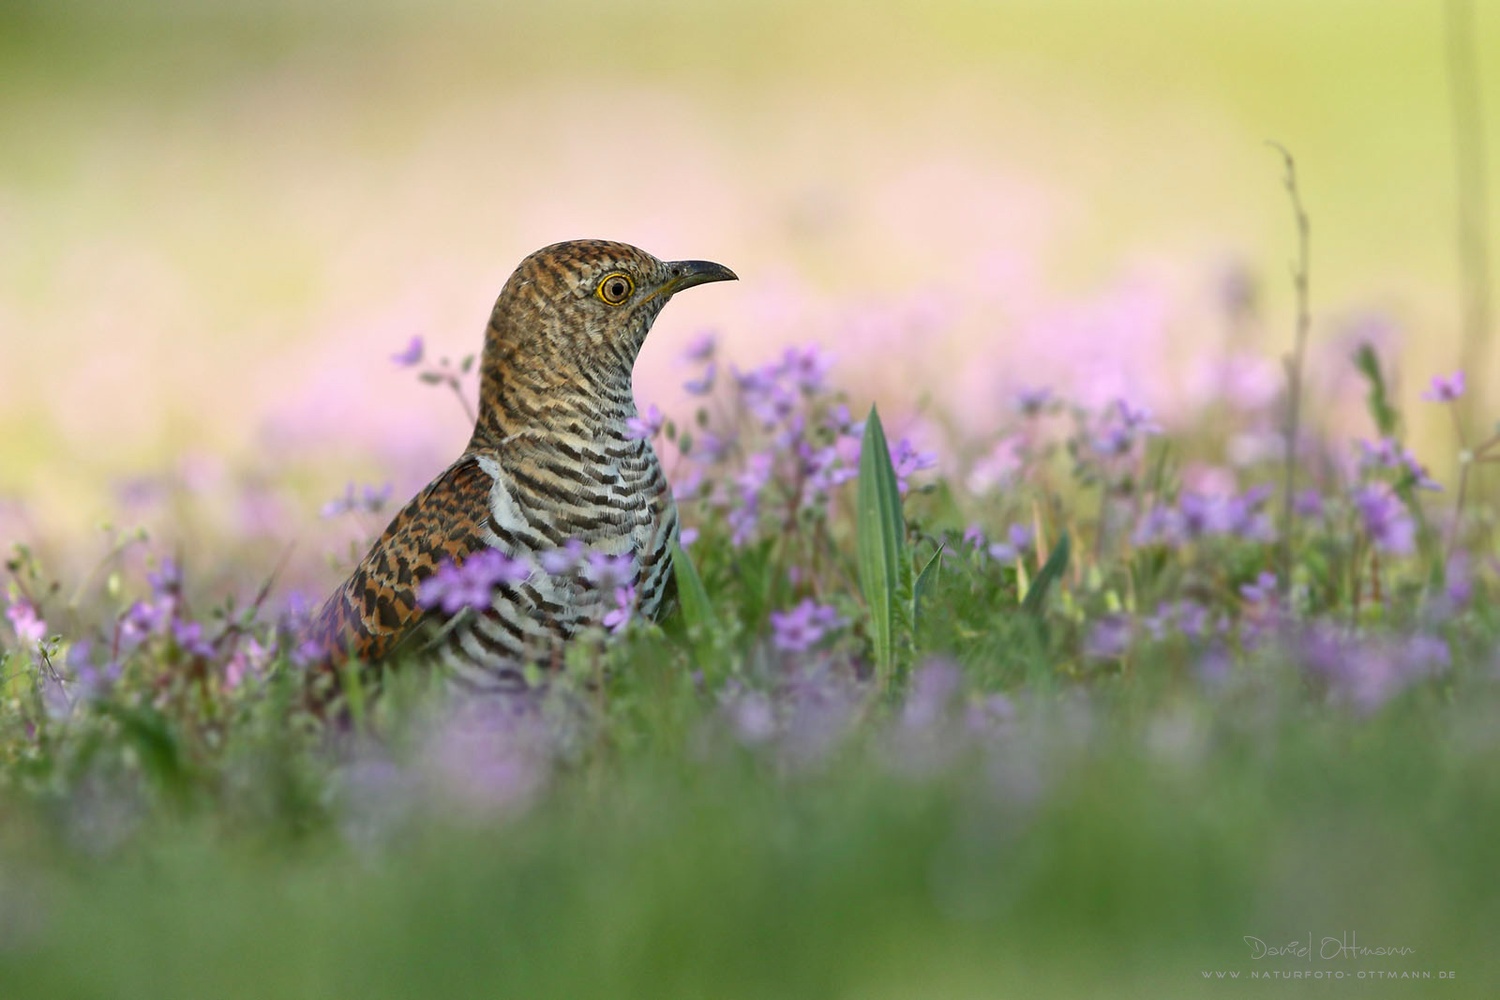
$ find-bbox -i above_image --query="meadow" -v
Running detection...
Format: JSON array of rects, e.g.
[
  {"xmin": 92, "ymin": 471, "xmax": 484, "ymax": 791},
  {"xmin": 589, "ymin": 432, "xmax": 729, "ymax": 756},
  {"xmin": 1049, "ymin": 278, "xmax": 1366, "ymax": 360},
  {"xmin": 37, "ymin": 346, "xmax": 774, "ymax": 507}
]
[{"xmin": 3, "ymin": 2, "xmax": 1500, "ymax": 998}]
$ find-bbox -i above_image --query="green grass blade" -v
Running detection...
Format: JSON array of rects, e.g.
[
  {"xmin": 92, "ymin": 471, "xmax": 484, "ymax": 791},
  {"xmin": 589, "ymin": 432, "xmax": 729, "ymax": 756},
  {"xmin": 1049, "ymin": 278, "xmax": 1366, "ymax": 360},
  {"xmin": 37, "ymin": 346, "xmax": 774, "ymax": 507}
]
[
  {"xmin": 1021, "ymin": 530, "xmax": 1070, "ymax": 616},
  {"xmin": 670, "ymin": 541, "xmax": 717, "ymax": 635},
  {"xmin": 856, "ymin": 404, "xmax": 907, "ymax": 681},
  {"xmin": 912, "ymin": 542, "xmax": 944, "ymax": 632}
]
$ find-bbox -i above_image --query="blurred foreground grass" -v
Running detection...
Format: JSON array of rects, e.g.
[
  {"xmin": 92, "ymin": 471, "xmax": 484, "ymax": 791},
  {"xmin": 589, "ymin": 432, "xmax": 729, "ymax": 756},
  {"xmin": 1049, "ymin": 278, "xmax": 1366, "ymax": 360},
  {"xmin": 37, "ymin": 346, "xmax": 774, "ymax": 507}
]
[{"xmin": 2, "ymin": 656, "xmax": 1496, "ymax": 999}]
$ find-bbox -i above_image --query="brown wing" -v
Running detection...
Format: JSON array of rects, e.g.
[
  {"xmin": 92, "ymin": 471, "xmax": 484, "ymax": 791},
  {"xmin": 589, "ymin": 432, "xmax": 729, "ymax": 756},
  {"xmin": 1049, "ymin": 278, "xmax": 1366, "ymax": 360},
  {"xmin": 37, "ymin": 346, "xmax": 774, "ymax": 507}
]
[{"xmin": 304, "ymin": 456, "xmax": 495, "ymax": 672}]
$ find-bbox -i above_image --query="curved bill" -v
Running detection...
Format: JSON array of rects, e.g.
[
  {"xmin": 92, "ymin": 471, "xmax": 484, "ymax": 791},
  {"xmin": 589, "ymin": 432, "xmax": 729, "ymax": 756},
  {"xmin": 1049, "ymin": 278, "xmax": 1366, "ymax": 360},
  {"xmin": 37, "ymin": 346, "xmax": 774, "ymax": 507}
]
[{"xmin": 660, "ymin": 259, "xmax": 739, "ymax": 296}]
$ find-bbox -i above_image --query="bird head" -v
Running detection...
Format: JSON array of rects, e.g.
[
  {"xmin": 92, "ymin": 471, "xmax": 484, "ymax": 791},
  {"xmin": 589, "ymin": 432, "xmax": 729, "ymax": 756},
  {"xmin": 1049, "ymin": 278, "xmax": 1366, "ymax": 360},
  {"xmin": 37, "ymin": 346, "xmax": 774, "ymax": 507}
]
[{"xmin": 483, "ymin": 238, "xmax": 735, "ymax": 407}]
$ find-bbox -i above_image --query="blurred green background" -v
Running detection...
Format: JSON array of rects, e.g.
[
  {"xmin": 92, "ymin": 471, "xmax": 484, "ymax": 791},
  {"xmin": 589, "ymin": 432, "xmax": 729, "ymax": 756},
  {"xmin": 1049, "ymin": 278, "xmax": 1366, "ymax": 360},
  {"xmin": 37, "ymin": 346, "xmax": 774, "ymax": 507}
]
[{"xmin": 1, "ymin": 0, "xmax": 1496, "ymax": 540}]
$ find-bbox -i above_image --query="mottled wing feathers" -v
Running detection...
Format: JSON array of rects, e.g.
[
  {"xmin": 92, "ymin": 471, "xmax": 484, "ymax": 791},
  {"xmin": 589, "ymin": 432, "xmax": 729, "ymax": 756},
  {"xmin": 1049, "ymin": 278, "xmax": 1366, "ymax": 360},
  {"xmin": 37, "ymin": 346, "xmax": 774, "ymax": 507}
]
[{"xmin": 307, "ymin": 457, "xmax": 494, "ymax": 667}]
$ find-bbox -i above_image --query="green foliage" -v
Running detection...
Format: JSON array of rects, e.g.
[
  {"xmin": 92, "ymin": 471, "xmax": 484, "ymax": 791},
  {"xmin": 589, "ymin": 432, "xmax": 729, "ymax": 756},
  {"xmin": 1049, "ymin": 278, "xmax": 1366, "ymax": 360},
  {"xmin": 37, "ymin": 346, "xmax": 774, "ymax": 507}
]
[
  {"xmin": 1021, "ymin": 530, "xmax": 1070, "ymax": 617},
  {"xmin": 911, "ymin": 541, "xmax": 943, "ymax": 632},
  {"xmin": 1354, "ymin": 341, "xmax": 1400, "ymax": 439},
  {"xmin": 669, "ymin": 541, "xmax": 717, "ymax": 638}
]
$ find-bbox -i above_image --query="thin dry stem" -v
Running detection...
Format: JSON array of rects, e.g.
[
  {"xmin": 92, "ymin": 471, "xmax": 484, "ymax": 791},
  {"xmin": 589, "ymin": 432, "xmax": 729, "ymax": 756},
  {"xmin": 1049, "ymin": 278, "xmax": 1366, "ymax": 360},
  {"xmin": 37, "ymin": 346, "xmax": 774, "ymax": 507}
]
[{"xmin": 1268, "ymin": 142, "xmax": 1311, "ymax": 598}]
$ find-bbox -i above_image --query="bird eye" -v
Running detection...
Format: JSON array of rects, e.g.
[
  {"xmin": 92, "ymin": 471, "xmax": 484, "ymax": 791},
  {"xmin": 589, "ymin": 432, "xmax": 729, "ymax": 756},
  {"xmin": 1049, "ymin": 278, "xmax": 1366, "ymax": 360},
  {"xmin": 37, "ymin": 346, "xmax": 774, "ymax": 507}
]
[{"xmin": 597, "ymin": 272, "xmax": 634, "ymax": 305}]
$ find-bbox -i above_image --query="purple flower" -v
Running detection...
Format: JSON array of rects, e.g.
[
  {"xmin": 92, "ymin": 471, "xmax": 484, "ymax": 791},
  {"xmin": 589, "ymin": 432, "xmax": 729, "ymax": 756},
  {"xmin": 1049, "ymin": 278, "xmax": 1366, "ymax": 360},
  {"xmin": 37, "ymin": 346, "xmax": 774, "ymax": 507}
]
[
  {"xmin": 171, "ymin": 620, "xmax": 215, "ymax": 658},
  {"xmin": 1353, "ymin": 486, "xmax": 1416, "ymax": 555},
  {"xmin": 1134, "ymin": 488, "xmax": 1273, "ymax": 547},
  {"xmin": 1144, "ymin": 600, "xmax": 1214, "ymax": 641},
  {"xmin": 321, "ymin": 482, "xmax": 394, "ymax": 518},
  {"xmin": 361, "ymin": 483, "xmax": 394, "ymax": 514},
  {"xmin": 732, "ymin": 362, "xmax": 799, "ymax": 427},
  {"xmin": 1116, "ymin": 398, "xmax": 1161, "ymax": 433},
  {"xmin": 288, "ymin": 637, "xmax": 327, "ymax": 669},
  {"xmin": 119, "ymin": 599, "xmax": 169, "ymax": 646},
  {"xmin": 390, "ymin": 335, "xmax": 424, "ymax": 367},
  {"xmin": 5, "ymin": 600, "xmax": 45, "ymax": 648},
  {"xmin": 727, "ymin": 505, "xmax": 759, "ymax": 548},
  {"xmin": 225, "ymin": 638, "xmax": 268, "ymax": 691},
  {"xmin": 778, "ymin": 662, "xmax": 866, "ymax": 766},
  {"xmin": 418, "ymin": 699, "xmax": 551, "ymax": 817},
  {"xmin": 1294, "ymin": 626, "xmax": 1446, "ymax": 714},
  {"xmin": 771, "ymin": 413, "xmax": 807, "ymax": 451},
  {"xmin": 1013, "ymin": 385, "xmax": 1054, "ymax": 416},
  {"xmin": 965, "ymin": 693, "xmax": 1018, "ymax": 737},
  {"xmin": 418, "ymin": 551, "xmax": 533, "ymax": 615},
  {"xmin": 888, "ymin": 437, "xmax": 938, "ymax": 494},
  {"xmin": 147, "ymin": 559, "xmax": 182, "ymax": 598},
  {"xmin": 1092, "ymin": 399, "xmax": 1160, "ymax": 457},
  {"xmin": 681, "ymin": 330, "xmax": 717, "ymax": 363},
  {"xmin": 72, "ymin": 651, "xmax": 123, "ymax": 702},
  {"xmin": 721, "ymin": 684, "xmax": 776, "ymax": 746},
  {"xmin": 678, "ymin": 526, "xmax": 699, "ymax": 547},
  {"xmin": 537, "ymin": 540, "xmax": 585, "ymax": 576},
  {"xmin": 1092, "ymin": 425, "xmax": 1134, "ymax": 457},
  {"xmin": 986, "ymin": 523, "xmax": 1033, "ymax": 563},
  {"xmin": 899, "ymin": 660, "xmax": 965, "ymax": 732},
  {"xmin": 1357, "ymin": 437, "xmax": 1403, "ymax": 471},
  {"xmin": 601, "ymin": 586, "xmax": 636, "ymax": 634},
  {"xmin": 1084, "ymin": 615, "xmax": 1132, "ymax": 659},
  {"xmin": 1176, "ymin": 493, "xmax": 1218, "ymax": 536},
  {"xmin": 1402, "ymin": 454, "xmax": 1442, "ymax": 492},
  {"xmin": 624, "ymin": 404, "xmax": 665, "ymax": 441},
  {"xmin": 1133, "ymin": 505, "xmax": 1186, "ymax": 547},
  {"xmin": 801, "ymin": 442, "xmax": 856, "ymax": 497},
  {"xmin": 693, "ymin": 431, "xmax": 733, "ymax": 465},
  {"xmin": 1443, "ymin": 553, "xmax": 1473, "ymax": 611},
  {"xmin": 672, "ymin": 467, "xmax": 705, "ymax": 502},
  {"xmin": 825, "ymin": 404, "xmax": 864, "ymax": 440},
  {"xmin": 1224, "ymin": 485, "xmax": 1276, "ymax": 540},
  {"xmin": 583, "ymin": 551, "xmax": 635, "ymax": 592},
  {"xmin": 1402, "ymin": 634, "xmax": 1451, "ymax": 673},
  {"xmin": 320, "ymin": 485, "xmax": 356, "ymax": 518},
  {"xmin": 683, "ymin": 362, "xmax": 716, "ymax": 396},
  {"xmin": 737, "ymin": 451, "xmax": 775, "ymax": 499},
  {"xmin": 1355, "ymin": 439, "xmax": 1439, "ymax": 490},
  {"xmin": 769, "ymin": 599, "xmax": 846, "ymax": 653},
  {"xmin": 1294, "ymin": 488, "xmax": 1326, "ymax": 519},
  {"xmin": 782, "ymin": 345, "xmax": 835, "ymax": 394},
  {"xmin": 1239, "ymin": 571, "xmax": 1278, "ymax": 605},
  {"xmin": 1195, "ymin": 645, "xmax": 1234, "ymax": 689},
  {"xmin": 1421, "ymin": 370, "xmax": 1465, "ymax": 403}
]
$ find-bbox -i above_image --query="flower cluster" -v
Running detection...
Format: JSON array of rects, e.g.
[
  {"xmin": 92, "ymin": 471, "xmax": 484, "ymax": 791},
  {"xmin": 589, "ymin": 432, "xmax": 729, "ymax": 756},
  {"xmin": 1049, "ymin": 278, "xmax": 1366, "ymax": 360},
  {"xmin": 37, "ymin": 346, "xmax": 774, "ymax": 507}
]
[
  {"xmin": 321, "ymin": 482, "xmax": 394, "ymax": 519},
  {"xmin": 768, "ymin": 599, "xmax": 846, "ymax": 653},
  {"xmin": 415, "ymin": 544, "xmax": 641, "ymax": 635},
  {"xmin": 668, "ymin": 334, "xmax": 935, "ymax": 550},
  {"xmin": 417, "ymin": 550, "xmax": 533, "ymax": 615},
  {"xmin": 1134, "ymin": 487, "xmax": 1275, "ymax": 547}
]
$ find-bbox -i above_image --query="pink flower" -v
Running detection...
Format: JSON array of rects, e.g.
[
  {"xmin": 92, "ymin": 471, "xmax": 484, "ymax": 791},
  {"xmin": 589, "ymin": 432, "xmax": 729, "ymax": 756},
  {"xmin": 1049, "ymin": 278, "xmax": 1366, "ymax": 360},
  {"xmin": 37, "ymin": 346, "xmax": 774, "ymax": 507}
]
[
  {"xmin": 1421, "ymin": 370, "xmax": 1465, "ymax": 403},
  {"xmin": 5, "ymin": 600, "xmax": 45, "ymax": 648}
]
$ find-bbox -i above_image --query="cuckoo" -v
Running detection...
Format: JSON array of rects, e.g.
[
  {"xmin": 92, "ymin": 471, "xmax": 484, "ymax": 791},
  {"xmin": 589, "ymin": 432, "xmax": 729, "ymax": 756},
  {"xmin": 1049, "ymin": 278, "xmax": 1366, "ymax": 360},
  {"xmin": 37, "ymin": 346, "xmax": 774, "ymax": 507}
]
[{"xmin": 304, "ymin": 240, "xmax": 736, "ymax": 692}]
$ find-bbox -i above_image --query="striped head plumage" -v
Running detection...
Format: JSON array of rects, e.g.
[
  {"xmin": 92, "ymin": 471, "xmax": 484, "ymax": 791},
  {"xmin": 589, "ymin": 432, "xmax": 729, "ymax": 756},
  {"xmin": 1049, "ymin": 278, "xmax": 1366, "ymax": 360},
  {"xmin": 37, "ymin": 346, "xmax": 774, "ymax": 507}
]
[{"xmin": 304, "ymin": 239, "xmax": 737, "ymax": 696}]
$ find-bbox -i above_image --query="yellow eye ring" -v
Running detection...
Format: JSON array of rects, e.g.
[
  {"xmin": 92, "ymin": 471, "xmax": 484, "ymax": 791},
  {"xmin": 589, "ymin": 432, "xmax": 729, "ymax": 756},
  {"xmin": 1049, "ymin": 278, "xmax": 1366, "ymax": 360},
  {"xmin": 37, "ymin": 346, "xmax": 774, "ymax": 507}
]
[{"xmin": 596, "ymin": 272, "xmax": 634, "ymax": 306}]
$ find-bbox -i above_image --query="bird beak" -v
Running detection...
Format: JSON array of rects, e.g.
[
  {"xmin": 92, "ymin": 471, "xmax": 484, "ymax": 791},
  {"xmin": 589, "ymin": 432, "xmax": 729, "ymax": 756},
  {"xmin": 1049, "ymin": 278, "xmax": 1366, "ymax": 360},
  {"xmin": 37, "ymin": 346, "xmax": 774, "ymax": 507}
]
[{"xmin": 658, "ymin": 260, "xmax": 738, "ymax": 298}]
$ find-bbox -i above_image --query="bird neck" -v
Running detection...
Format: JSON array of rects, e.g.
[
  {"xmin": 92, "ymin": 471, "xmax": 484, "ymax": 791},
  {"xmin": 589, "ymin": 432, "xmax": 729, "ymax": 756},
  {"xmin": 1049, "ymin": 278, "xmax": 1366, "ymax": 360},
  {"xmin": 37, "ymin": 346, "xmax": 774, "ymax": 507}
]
[{"xmin": 469, "ymin": 334, "xmax": 639, "ymax": 453}]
